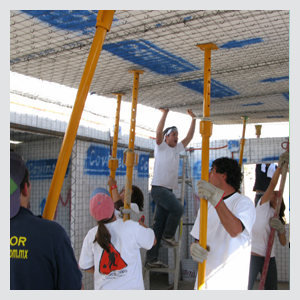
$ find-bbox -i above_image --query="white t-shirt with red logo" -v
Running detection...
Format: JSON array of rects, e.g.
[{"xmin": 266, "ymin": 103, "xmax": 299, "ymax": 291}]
[{"xmin": 79, "ymin": 219, "xmax": 155, "ymax": 290}]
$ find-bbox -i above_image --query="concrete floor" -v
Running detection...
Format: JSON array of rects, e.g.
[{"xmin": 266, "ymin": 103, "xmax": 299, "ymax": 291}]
[{"xmin": 149, "ymin": 273, "xmax": 289, "ymax": 290}]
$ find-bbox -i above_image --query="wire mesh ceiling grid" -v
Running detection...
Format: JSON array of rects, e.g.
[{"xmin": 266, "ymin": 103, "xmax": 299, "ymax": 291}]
[{"xmin": 10, "ymin": 10, "xmax": 289, "ymax": 125}]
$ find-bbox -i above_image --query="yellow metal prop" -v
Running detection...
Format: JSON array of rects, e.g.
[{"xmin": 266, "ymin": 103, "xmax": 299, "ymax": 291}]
[
  {"xmin": 196, "ymin": 43, "xmax": 218, "ymax": 290},
  {"xmin": 123, "ymin": 70, "xmax": 144, "ymax": 221},
  {"xmin": 43, "ymin": 10, "xmax": 115, "ymax": 220},
  {"xmin": 239, "ymin": 116, "xmax": 248, "ymax": 167},
  {"xmin": 108, "ymin": 93, "xmax": 124, "ymax": 197}
]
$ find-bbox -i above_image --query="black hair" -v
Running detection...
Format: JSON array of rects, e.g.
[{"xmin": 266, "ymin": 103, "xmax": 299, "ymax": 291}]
[
  {"xmin": 131, "ymin": 185, "xmax": 144, "ymax": 211},
  {"xmin": 93, "ymin": 212, "xmax": 114, "ymax": 253},
  {"xmin": 20, "ymin": 168, "xmax": 30, "ymax": 192},
  {"xmin": 212, "ymin": 157, "xmax": 243, "ymax": 192},
  {"xmin": 277, "ymin": 195, "xmax": 286, "ymax": 225},
  {"xmin": 120, "ymin": 185, "xmax": 144, "ymax": 212}
]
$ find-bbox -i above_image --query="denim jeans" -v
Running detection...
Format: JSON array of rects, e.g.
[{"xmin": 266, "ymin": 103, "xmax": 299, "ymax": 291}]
[
  {"xmin": 146, "ymin": 186, "xmax": 184, "ymax": 263},
  {"xmin": 248, "ymin": 255, "xmax": 278, "ymax": 290}
]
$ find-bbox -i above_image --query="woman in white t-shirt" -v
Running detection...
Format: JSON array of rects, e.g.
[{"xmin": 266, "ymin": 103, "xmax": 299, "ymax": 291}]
[
  {"xmin": 79, "ymin": 188, "xmax": 156, "ymax": 290},
  {"xmin": 248, "ymin": 153, "xmax": 288, "ymax": 290}
]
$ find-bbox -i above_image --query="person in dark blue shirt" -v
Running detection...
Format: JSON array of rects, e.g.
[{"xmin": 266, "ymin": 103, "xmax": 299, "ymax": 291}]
[{"xmin": 10, "ymin": 150, "xmax": 83, "ymax": 290}]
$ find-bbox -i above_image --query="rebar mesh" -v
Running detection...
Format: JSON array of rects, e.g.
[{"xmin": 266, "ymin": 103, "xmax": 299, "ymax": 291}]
[{"xmin": 10, "ymin": 10, "xmax": 289, "ymax": 125}]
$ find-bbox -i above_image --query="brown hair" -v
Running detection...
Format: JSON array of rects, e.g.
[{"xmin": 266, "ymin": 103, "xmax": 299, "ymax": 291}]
[{"xmin": 93, "ymin": 213, "xmax": 114, "ymax": 252}]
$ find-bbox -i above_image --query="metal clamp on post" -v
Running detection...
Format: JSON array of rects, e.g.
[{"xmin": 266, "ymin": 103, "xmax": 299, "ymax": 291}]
[
  {"xmin": 123, "ymin": 149, "xmax": 139, "ymax": 167},
  {"xmin": 95, "ymin": 10, "xmax": 115, "ymax": 31},
  {"xmin": 200, "ymin": 119, "xmax": 213, "ymax": 138},
  {"xmin": 108, "ymin": 156, "xmax": 119, "ymax": 171}
]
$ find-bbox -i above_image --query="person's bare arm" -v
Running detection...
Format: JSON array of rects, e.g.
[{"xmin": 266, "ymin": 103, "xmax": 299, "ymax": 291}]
[
  {"xmin": 278, "ymin": 231, "xmax": 287, "ymax": 246},
  {"xmin": 107, "ymin": 176, "xmax": 122, "ymax": 203},
  {"xmin": 181, "ymin": 109, "xmax": 196, "ymax": 148},
  {"xmin": 215, "ymin": 201, "xmax": 244, "ymax": 237},
  {"xmin": 156, "ymin": 108, "xmax": 169, "ymax": 145},
  {"xmin": 83, "ymin": 266, "xmax": 95, "ymax": 274},
  {"xmin": 260, "ymin": 153, "xmax": 289, "ymax": 205}
]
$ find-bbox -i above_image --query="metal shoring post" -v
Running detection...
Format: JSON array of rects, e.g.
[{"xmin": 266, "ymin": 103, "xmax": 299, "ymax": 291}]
[
  {"xmin": 43, "ymin": 10, "xmax": 115, "ymax": 220},
  {"xmin": 196, "ymin": 43, "xmax": 218, "ymax": 290},
  {"xmin": 123, "ymin": 70, "xmax": 145, "ymax": 221},
  {"xmin": 108, "ymin": 93, "xmax": 124, "ymax": 197},
  {"xmin": 239, "ymin": 116, "xmax": 248, "ymax": 167}
]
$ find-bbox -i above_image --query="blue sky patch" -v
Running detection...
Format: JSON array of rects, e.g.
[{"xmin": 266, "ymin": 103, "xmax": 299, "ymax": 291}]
[
  {"xmin": 102, "ymin": 40, "xmax": 200, "ymax": 75},
  {"xmin": 220, "ymin": 38, "xmax": 263, "ymax": 49},
  {"xmin": 179, "ymin": 79, "xmax": 239, "ymax": 98}
]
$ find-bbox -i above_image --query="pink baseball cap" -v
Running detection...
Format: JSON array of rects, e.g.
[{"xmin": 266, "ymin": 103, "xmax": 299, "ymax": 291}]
[{"xmin": 89, "ymin": 188, "xmax": 114, "ymax": 221}]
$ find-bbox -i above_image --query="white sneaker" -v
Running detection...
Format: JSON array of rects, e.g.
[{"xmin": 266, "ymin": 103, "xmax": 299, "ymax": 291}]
[
  {"xmin": 146, "ymin": 261, "xmax": 169, "ymax": 268},
  {"xmin": 162, "ymin": 236, "xmax": 178, "ymax": 246}
]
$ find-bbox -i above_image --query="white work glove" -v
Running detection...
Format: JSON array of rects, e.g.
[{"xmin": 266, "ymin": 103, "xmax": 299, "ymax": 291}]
[
  {"xmin": 278, "ymin": 152, "xmax": 289, "ymax": 169},
  {"xmin": 197, "ymin": 180, "xmax": 225, "ymax": 208},
  {"xmin": 119, "ymin": 207, "xmax": 145, "ymax": 223},
  {"xmin": 190, "ymin": 242, "xmax": 210, "ymax": 263},
  {"xmin": 269, "ymin": 217, "xmax": 285, "ymax": 234}
]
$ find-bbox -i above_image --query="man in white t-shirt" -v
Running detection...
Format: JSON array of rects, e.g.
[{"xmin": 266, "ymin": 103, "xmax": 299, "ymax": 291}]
[
  {"xmin": 190, "ymin": 157, "xmax": 256, "ymax": 289},
  {"xmin": 146, "ymin": 108, "xmax": 196, "ymax": 268}
]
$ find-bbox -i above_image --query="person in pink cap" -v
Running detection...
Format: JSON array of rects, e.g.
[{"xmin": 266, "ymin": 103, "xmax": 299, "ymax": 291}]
[{"xmin": 79, "ymin": 188, "xmax": 156, "ymax": 290}]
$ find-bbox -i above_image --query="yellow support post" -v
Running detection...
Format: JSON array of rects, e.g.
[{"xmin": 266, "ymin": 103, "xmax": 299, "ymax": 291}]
[
  {"xmin": 196, "ymin": 43, "xmax": 218, "ymax": 290},
  {"xmin": 42, "ymin": 10, "xmax": 115, "ymax": 220},
  {"xmin": 123, "ymin": 70, "xmax": 144, "ymax": 221},
  {"xmin": 108, "ymin": 93, "xmax": 124, "ymax": 197},
  {"xmin": 239, "ymin": 116, "xmax": 248, "ymax": 167}
]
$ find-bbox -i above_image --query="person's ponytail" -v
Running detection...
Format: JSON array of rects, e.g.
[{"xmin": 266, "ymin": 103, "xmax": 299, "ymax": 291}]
[{"xmin": 93, "ymin": 214, "xmax": 114, "ymax": 252}]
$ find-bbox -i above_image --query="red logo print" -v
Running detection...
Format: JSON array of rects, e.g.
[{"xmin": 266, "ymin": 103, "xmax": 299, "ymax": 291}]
[{"xmin": 99, "ymin": 243, "xmax": 127, "ymax": 275}]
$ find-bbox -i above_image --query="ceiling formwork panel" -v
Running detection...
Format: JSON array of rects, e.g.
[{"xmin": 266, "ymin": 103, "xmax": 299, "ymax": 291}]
[{"xmin": 10, "ymin": 10, "xmax": 289, "ymax": 125}]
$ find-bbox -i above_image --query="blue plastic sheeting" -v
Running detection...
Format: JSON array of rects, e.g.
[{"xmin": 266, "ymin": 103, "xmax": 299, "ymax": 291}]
[
  {"xmin": 283, "ymin": 93, "xmax": 289, "ymax": 101},
  {"xmin": 266, "ymin": 116, "xmax": 285, "ymax": 119},
  {"xmin": 260, "ymin": 76, "xmax": 289, "ymax": 83},
  {"xmin": 220, "ymin": 38, "xmax": 263, "ymax": 49},
  {"xmin": 242, "ymin": 102, "xmax": 264, "ymax": 107},
  {"xmin": 179, "ymin": 78, "xmax": 239, "ymax": 98},
  {"xmin": 102, "ymin": 40, "xmax": 200, "ymax": 75},
  {"xmin": 21, "ymin": 10, "xmax": 121, "ymax": 35}
]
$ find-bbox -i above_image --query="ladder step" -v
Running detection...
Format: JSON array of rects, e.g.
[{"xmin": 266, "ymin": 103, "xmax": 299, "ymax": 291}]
[
  {"xmin": 161, "ymin": 243, "xmax": 179, "ymax": 249},
  {"xmin": 178, "ymin": 178, "xmax": 192, "ymax": 183},
  {"xmin": 144, "ymin": 267, "xmax": 177, "ymax": 273}
]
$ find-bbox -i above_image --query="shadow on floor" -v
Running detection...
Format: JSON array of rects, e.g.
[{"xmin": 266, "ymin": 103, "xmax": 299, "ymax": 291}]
[{"xmin": 150, "ymin": 273, "xmax": 289, "ymax": 290}]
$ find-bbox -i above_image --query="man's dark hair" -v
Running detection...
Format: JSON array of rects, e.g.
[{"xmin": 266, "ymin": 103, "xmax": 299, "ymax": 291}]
[
  {"xmin": 212, "ymin": 157, "xmax": 243, "ymax": 192},
  {"xmin": 20, "ymin": 167, "xmax": 30, "ymax": 191},
  {"xmin": 163, "ymin": 126, "xmax": 178, "ymax": 136}
]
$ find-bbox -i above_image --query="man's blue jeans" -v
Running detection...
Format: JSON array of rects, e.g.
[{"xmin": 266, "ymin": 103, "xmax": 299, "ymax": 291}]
[
  {"xmin": 248, "ymin": 255, "xmax": 278, "ymax": 290},
  {"xmin": 146, "ymin": 186, "xmax": 184, "ymax": 263}
]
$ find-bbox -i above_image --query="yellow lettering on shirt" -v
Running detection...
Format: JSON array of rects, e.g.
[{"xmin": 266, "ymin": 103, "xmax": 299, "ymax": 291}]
[{"xmin": 10, "ymin": 236, "xmax": 27, "ymax": 246}]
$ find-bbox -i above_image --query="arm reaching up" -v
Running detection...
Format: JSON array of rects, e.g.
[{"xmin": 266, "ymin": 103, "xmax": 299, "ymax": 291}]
[
  {"xmin": 181, "ymin": 109, "xmax": 196, "ymax": 148},
  {"xmin": 156, "ymin": 108, "xmax": 169, "ymax": 145}
]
